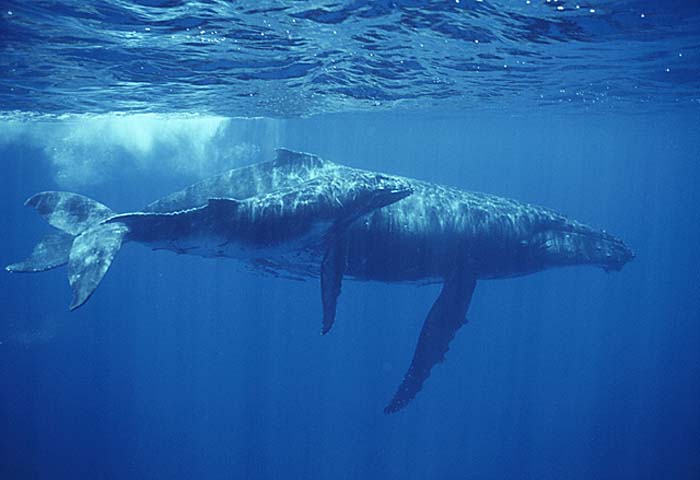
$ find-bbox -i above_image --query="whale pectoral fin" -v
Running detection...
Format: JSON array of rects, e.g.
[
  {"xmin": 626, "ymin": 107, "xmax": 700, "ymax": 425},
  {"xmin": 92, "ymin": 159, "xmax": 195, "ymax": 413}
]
[
  {"xmin": 385, "ymin": 270, "xmax": 477, "ymax": 414},
  {"xmin": 68, "ymin": 223, "xmax": 128, "ymax": 310},
  {"xmin": 320, "ymin": 236, "xmax": 348, "ymax": 335}
]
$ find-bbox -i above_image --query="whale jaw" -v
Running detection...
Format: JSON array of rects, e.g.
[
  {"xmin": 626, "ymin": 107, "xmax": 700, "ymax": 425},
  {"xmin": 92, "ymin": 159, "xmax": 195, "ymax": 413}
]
[{"xmin": 524, "ymin": 224, "xmax": 634, "ymax": 273}]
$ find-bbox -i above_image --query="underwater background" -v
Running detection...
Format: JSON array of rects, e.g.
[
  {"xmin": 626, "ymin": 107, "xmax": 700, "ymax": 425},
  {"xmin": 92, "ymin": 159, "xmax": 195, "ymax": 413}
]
[{"xmin": 1, "ymin": 1, "xmax": 699, "ymax": 479}]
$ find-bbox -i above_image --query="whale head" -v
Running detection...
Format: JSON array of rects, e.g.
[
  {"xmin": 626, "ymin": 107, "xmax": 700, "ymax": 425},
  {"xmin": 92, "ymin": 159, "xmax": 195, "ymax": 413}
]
[
  {"xmin": 267, "ymin": 171, "xmax": 414, "ymax": 237},
  {"xmin": 344, "ymin": 173, "xmax": 414, "ymax": 214},
  {"xmin": 527, "ymin": 225, "xmax": 635, "ymax": 272}
]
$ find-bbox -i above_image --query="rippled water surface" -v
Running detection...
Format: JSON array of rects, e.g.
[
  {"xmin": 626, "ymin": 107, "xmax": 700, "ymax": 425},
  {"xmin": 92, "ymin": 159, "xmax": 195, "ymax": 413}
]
[{"xmin": 1, "ymin": 0, "xmax": 699, "ymax": 116}]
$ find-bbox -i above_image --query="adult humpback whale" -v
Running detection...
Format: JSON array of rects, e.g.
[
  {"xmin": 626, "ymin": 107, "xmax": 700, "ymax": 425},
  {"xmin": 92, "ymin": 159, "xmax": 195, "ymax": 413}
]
[{"xmin": 7, "ymin": 149, "xmax": 634, "ymax": 413}]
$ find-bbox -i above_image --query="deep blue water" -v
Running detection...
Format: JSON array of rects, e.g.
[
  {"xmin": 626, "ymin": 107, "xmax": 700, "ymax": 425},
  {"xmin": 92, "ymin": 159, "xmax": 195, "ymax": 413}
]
[{"xmin": 1, "ymin": 2, "xmax": 699, "ymax": 480}]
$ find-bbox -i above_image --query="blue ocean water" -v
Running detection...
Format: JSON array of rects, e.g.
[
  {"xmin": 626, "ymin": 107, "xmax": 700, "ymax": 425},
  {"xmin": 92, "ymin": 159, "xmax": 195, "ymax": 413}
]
[{"xmin": 1, "ymin": 2, "xmax": 699, "ymax": 479}]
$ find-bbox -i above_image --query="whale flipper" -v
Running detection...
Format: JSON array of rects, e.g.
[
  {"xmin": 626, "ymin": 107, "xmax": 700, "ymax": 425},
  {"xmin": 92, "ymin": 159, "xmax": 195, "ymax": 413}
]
[
  {"xmin": 68, "ymin": 223, "xmax": 128, "ymax": 310},
  {"xmin": 6, "ymin": 231, "xmax": 74, "ymax": 272},
  {"xmin": 320, "ymin": 236, "xmax": 348, "ymax": 335},
  {"xmin": 385, "ymin": 270, "xmax": 477, "ymax": 413}
]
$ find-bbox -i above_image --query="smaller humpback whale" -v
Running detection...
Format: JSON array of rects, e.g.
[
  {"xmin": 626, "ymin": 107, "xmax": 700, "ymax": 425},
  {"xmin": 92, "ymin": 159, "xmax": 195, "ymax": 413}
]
[{"xmin": 6, "ymin": 149, "xmax": 634, "ymax": 413}]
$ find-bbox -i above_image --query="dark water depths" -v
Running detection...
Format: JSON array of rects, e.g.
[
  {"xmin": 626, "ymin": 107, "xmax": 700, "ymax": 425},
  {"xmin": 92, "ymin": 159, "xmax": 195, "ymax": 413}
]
[{"xmin": 1, "ymin": 1, "xmax": 699, "ymax": 479}]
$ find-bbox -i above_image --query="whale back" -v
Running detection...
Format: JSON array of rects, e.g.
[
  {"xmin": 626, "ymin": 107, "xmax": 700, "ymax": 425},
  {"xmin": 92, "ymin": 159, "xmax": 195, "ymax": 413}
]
[{"xmin": 144, "ymin": 149, "xmax": 337, "ymax": 213}]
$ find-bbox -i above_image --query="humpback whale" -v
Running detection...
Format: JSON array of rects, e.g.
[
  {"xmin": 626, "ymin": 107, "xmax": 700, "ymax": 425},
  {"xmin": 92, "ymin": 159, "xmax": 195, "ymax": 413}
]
[{"xmin": 6, "ymin": 149, "xmax": 634, "ymax": 413}]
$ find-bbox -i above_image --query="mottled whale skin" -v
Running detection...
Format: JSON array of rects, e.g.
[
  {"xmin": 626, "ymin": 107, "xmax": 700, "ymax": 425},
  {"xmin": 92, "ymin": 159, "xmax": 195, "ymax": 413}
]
[{"xmin": 6, "ymin": 149, "xmax": 634, "ymax": 413}]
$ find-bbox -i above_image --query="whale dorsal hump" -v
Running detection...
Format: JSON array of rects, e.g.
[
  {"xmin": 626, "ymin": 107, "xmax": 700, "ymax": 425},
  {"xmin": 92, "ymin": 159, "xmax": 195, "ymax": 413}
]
[{"xmin": 273, "ymin": 148, "xmax": 328, "ymax": 169}]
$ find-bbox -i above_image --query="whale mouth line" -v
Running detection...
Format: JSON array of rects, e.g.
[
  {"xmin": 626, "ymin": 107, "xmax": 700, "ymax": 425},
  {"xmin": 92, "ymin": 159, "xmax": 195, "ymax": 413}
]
[
  {"xmin": 389, "ymin": 186, "xmax": 413, "ymax": 197},
  {"xmin": 534, "ymin": 226, "xmax": 635, "ymax": 271},
  {"xmin": 379, "ymin": 185, "xmax": 413, "ymax": 203}
]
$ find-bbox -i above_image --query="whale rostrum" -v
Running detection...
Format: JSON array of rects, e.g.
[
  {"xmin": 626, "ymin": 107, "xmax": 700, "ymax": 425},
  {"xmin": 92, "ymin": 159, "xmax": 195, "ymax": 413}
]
[{"xmin": 6, "ymin": 149, "xmax": 634, "ymax": 412}]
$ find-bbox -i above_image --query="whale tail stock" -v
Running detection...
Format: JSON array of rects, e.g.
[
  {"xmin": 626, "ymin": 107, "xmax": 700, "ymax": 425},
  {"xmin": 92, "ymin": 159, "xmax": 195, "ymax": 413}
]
[{"xmin": 5, "ymin": 191, "xmax": 128, "ymax": 310}]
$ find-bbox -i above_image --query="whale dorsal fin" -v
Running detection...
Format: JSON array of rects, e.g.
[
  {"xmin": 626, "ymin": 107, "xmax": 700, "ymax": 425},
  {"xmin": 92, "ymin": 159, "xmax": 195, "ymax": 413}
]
[{"xmin": 385, "ymin": 269, "xmax": 477, "ymax": 413}]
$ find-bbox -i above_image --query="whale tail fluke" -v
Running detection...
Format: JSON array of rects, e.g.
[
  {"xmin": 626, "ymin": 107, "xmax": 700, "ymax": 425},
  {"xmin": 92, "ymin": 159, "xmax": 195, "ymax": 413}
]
[
  {"xmin": 6, "ymin": 191, "xmax": 128, "ymax": 310},
  {"xmin": 5, "ymin": 231, "xmax": 74, "ymax": 273},
  {"xmin": 67, "ymin": 222, "xmax": 128, "ymax": 310}
]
